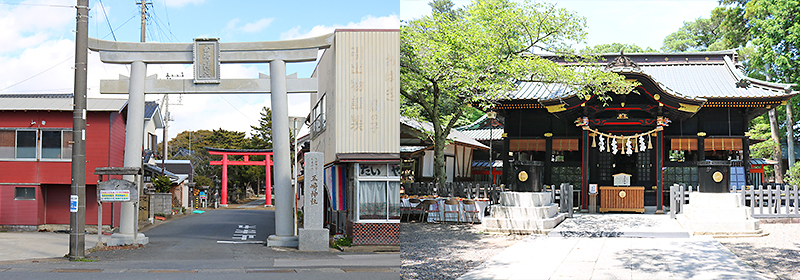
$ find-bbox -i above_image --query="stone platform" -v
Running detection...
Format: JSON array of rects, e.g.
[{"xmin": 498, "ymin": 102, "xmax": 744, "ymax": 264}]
[
  {"xmin": 678, "ymin": 192, "xmax": 765, "ymax": 237},
  {"xmin": 483, "ymin": 192, "xmax": 568, "ymax": 234},
  {"xmin": 548, "ymin": 212, "xmax": 690, "ymax": 238}
]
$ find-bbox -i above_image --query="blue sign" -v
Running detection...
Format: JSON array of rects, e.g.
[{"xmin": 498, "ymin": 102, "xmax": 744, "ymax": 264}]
[{"xmin": 70, "ymin": 195, "xmax": 78, "ymax": 213}]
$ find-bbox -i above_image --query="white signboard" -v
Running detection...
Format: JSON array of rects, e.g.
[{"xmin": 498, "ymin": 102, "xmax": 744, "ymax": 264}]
[
  {"xmin": 100, "ymin": 190, "xmax": 131, "ymax": 202},
  {"xmin": 70, "ymin": 195, "xmax": 78, "ymax": 212},
  {"xmin": 589, "ymin": 184, "xmax": 598, "ymax": 194}
]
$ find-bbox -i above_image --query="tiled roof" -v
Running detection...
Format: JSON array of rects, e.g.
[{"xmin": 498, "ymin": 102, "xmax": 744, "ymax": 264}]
[
  {"xmin": 459, "ymin": 128, "xmax": 504, "ymax": 141},
  {"xmin": 0, "ymin": 94, "xmax": 127, "ymax": 111},
  {"xmin": 144, "ymin": 101, "xmax": 159, "ymax": 119},
  {"xmin": 506, "ymin": 50, "xmax": 796, "ymax": 101},
  {"xmin": 473, "ymin": 160, "xmax": 503, "ymax": 168},
  {"xmin": 400, "ymin": 116, "xmax": 489, "ymax": 150}
]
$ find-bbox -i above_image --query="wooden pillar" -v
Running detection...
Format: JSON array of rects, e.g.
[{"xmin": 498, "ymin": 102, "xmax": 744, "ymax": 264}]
[
  {"xmin": 221, "ymin": 154, "xmax": 228, "ymax": 206},
  {"xmin": 544, "ymin": 137, "xmax": 553, "ymax": 185},
  {"xmin": 581, "ymin": 127, "xmax": 590, "ymax": 210},
  {"xmin": 656, "ymin": 129, "xmax": 664, "ymax": 214},
  {"xmin": 502, "ymin": 137, "xmax": 510, "ymax": 185}
]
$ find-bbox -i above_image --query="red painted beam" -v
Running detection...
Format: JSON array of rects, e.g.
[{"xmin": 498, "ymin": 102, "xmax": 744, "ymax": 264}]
[
  {"xmin": 208, "ymin": 151, "xmax": 273, "ymax": 156},
  {"xmin": 209, "ymin": 160, "xmax": 269, "ymax": 166}
]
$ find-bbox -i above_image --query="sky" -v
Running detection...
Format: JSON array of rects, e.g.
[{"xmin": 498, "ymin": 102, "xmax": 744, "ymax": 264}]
[
  {"xmin": 400, "ymin": 0, "xmax": 721, "ymax": 51},
  {"xmin": 0, "ymin": 0, "xmax": 399, "ymax": 140},
  {"xmin": 1, "ymin": 0, "xmax": 722, "ymax": 143}
]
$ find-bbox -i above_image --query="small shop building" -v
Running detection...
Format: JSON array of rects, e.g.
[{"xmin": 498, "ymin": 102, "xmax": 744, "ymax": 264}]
[{"xmin": 496, "ymin": 50, "xmax": 797, "ymax": 212}]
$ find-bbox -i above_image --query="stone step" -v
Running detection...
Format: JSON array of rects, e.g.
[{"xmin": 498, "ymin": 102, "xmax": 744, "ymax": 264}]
[
  {"xmin": 482, "ymin": 213, "xmax": 568, "ymax": 234},
  {"xmin": 499, "ymin": 192, "xmax": 552, "ymax": 207},
  {"xmin": 488, "ymin": 204, "xmax": 558, "ymax": 220}
]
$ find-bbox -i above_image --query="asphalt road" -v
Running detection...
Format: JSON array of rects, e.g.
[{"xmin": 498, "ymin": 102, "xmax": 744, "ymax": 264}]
[{"xmin": 0, "ymin": 208, "xmax": 399, "ymax": 279}]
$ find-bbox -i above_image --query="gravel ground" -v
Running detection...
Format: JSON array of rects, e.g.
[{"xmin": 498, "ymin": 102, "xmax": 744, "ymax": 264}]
[
  {"xmin": 402, "ymin": 220, "xmax": 800, "ymax": 280},
  {"xmin": 717, "ymin": 223, "xmax": 800, "ymax": 280},
  {"xmin": 401, "ymin": 222, "xmax": 527, "ymax": 280}
]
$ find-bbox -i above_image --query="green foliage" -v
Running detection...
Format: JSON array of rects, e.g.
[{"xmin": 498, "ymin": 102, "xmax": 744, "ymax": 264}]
[
  {"xmin": 580, "ymin": 43, "xmax": 656, "ymax": 54},
  {"xmin": 249, "ymin": 106, "xmax": 274, "ymax": 149},
  {"xmin": 661, "ymin": 5, "xmax": 749, "ymax": 52},
  {"xmin": 152, "ymin": 175, "xmax": 172, "ymax": 193},
  {"xmin": 333, "ymin": 236, "xmax": 352, "ymax": 248},
  {"xmin": 745, "ymin": 0, "xmax": 800, "ymax": 87},
  {"xmin": 785, "ymin": 163, "xmax": 800, "ymax": 186},
  {"xmin": 401, "ymin": 0, "xmax": 637, "ymax": 184}
]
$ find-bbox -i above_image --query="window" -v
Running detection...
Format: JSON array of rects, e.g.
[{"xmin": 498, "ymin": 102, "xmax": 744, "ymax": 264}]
[
  {"xmin": 552, "ymin": 166, "xmax": 581, "ymax": 187},
  {"xmin": 311, "ymin": 94, "xmax": 326, "ymax": 138},
  {"xmin": 15, "ymin": 187, "xmax": 35, "ymax": 200},
  {"xmin": 16, "ymin": 130, "xmax": 36, "ymax": 158},
  {"xmin": 0, "ymin": 129, "xmax": 72, "ymax": 160},
  {"xmin": 356, "ymin": 162, "xmax": 400, "ymax": 221},
  {"xmin": 730, "ymin": 166, "xmax": 746, "ymax": 190},
  {"xmin": 637, "ymin": 150, "xmax": 651, "ymax": 182},
  {"xmin": 0, "ymin": 130, "xmax": 13, "ymax": 158},
  {"xmin": 664, "ymin": 167, "xmax": 699, "ymax": 188}
]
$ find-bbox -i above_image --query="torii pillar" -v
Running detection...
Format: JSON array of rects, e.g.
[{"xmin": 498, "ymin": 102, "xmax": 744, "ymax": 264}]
[{"xmin": 90, "ymin": 35, "xmax": 330, "ymax": 248}]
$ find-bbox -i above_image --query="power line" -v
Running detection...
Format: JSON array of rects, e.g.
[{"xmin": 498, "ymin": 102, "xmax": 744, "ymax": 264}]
[
  {"xmin": 0, "ymin": 56, "xmax": 74, "ymax": 92},
  {"xmin": 97, "ymin": 0, "xmax": 117, "ymax": 41}
]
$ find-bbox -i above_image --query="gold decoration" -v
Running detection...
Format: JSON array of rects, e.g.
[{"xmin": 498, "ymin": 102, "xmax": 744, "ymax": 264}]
[
  {"xmin": 648, "ymin": 134, "xmax": 653, "ymax": 149},
  {"xmin": 619, "ymin": 190, "xmax": 627, "ymax": 198},
  {"xmin": 592, "ymin": 134, "xmax": 597, "ymax": 147},
  {"xmin": 653, "ymin": 94, "xmax": 661, "ymax": 100},
  {"xmin": 546, "ymin": 104, "xmax": 566, "ymax": 113},
  {"xmin": 518, "ymin": 171, "xmax": 529, "ymax": 182},
  {"xmin": 544, "ymin": 132, "xmax": 553, "ymax": 137},
  {"xmin": 678, "ymin": 103, "xmax": 700, "ymax": 113},
  {"xmin": 712, "ymin": 171, "xmax": 724, "ymax": 183}
]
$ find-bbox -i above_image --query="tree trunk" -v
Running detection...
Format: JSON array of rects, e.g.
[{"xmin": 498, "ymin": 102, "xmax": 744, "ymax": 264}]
[
  {"xmin": 433, "ymin": 133, "xmax": 448, "ymax": 186},
  {"xmin": 769, "ymin": 108, "xmax": 784, "ymax": 183}
]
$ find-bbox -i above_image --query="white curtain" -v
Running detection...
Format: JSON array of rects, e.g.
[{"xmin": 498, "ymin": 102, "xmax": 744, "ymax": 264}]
[{"xmin": 359, "ymin": 181, "xmax": 386, "ymax": 220}]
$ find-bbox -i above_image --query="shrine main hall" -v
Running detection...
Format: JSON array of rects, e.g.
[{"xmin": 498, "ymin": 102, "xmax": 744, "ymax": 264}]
[{"xmin": 496, "ymin": 50, "xmax": 797, "ymax": 213}]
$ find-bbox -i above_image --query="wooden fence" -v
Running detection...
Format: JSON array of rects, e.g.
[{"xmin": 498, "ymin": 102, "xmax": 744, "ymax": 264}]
[{"xmin": 670, "ymin": 183, "xmax": 800, "ymax": 219}]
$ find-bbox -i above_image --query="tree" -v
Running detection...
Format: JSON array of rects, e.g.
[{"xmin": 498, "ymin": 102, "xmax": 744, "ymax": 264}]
[
  {"xmin": 249, "ymin": 106, "xmax": 274, "ymax": 149},
  {"xmin": 581, "ymin": 43, "xmax": 656, "ymax": 54},
  {"xmin": 401, "ymin": 0, "xmax": 636, "ymax": 184},
  {"xmin": 661, "ymin": 5, "xmax": 749, "ymax": 52}
]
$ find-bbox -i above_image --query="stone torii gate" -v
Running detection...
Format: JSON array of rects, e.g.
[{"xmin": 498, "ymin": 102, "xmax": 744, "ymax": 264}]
[
  {"xmin": 89, "ymin": 35, "xmax": 331, "ymax": 248},
  {"xmin": 207, "ymin": 148, "xmax": 274, "ymax": 207}
]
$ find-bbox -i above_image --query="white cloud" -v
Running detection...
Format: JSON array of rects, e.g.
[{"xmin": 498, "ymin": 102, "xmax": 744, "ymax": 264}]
[
  {"xmin": 0, "ymin": 1, "xmax": 73, "ymax": 53},
  {"xmin": 280, "ymin": 14, "xmax": 400, "ymax": 40},
  {"xmin": 0, "ymin": 39, "xmax": 75, "ymax": 93},
  {"xmin": 224, "ymin": 17, "xmax": 276, "ymax": 34},
  {"xmin": 242, "ymin": 18, "xmax": 275, "ymax": 33}
]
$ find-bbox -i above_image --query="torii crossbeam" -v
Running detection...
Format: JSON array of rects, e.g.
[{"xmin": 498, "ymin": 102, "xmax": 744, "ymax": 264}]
[{"xmin": 207, "ymin": 148, "xmax": 273, "ymax": 207}]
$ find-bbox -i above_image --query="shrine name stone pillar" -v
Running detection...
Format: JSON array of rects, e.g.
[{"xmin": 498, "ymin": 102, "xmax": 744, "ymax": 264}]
[
  {"xmin": 113, "ymin": 60, "xmax": 148, "ymax": 246},
  {"xmin": 299, "ymin": 152, "xmax": 327, "ymax": 251},
  {"xmin": 267, "ymin": 59, "xmax": 298, "ymax": 247}
]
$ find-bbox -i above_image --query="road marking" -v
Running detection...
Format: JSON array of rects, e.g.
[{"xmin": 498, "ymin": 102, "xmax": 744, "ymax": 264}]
[
  {"xmin": 245, "ymin": 269, "xmax": 296, "ymax": 273},
  {"xmin": 148, "ymin": 269, "xmax": 198, "ymax": 273},
  {"xmin": 216, "ymin": 240, "xmax": 265, "ymax": 244},
  {"xmin": 217, "ymin": 224, "xmax": 260, "ymax": 244},
  {"xmin": 52, "ymin": 269, "xmax": 103, "ymax": 273}
]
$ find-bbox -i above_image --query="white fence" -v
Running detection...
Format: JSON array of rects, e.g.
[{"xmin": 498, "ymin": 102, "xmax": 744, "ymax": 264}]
[{"xmin": 670, "ymin": 184, "xmax": 800, "ymax": 219}]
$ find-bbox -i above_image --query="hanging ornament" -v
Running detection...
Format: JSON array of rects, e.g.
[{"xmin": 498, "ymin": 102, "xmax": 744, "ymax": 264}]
[
  {"xmin": 598, "ymin": 135, "xmax": 605, "ymax": 152},
  {"xmin": 611, "ymin": 137, "xmax": 618, "ymax": 154},
  {"xmin": 648, "ymin": 133, "xmax": 653, "ymax": 149},
  {"xmin": 592, "ymin": 134, "xmax": 597, "ymax": 147},
  {"xmin": 626, "ymin": 137, "xmax": 633, "ymax": 155},
  {"xmin": 639, "ymin": 135, "xmax": 646, "ymax": 152}
]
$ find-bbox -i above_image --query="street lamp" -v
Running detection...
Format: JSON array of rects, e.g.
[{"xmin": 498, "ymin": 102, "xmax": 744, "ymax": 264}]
[{"xmin": 486, "ymin": 111, "xmax": 497, "ymax": 185}]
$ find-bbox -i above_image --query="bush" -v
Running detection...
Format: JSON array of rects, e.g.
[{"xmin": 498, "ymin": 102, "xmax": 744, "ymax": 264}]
[
  {"xmin": 785, "ymin": 163, "xmax": 800, "ymax": 186},
  {"xmin": 152, "ymin": 175, "xmax": 172, "ymax": 193}
]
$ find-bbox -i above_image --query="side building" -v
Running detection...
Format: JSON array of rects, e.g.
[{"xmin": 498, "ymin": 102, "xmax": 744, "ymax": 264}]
[
  {"xmin": 0, "ymin": 94, "xmax": 128, "ymax": 231},
  {"xmin": 310, "ymin": 29, "xmax": 400, "ymax": 245}
]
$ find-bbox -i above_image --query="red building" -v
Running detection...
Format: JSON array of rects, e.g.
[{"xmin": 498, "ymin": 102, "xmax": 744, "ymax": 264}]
[{"xmin": 0, "ymin": 94, "xmax": 128, "ymax": 231}]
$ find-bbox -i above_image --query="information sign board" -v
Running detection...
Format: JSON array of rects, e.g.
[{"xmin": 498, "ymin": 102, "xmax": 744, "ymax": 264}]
[{"xmin": 100, "ymin": 190, "xmax": 131, "ymax": 202}]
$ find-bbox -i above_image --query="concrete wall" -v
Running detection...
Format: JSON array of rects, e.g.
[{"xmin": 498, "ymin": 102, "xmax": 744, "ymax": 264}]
[{"xmin": 150, "ymin": 193, "xmax": 173, "ymax": 216}]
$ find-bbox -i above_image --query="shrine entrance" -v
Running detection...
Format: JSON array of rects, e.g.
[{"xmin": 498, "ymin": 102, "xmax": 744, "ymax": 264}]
[{"xmin": 207, "ymin": 148, "xmax": 274, "ymax": 207}]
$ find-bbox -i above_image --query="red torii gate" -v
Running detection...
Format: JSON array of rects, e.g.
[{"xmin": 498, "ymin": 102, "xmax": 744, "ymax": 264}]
[{"xmin": 207, "ymin": 147, "xmax": 273, "ymax": 207}]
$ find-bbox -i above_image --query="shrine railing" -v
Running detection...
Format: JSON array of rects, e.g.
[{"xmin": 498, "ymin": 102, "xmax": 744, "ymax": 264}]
[{"xmin": 669, "ymin": 183, "xmax": 800, "ymax": 219}]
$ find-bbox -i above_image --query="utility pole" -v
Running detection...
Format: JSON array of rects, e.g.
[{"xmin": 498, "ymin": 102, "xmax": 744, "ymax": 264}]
[
  {"xmin": 69, "ymin": 0, "xmax": 89, "ymax": 260},
  {"xmin": 137, "ymin": 1, "xmax": 151, "ymax": 43}
]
